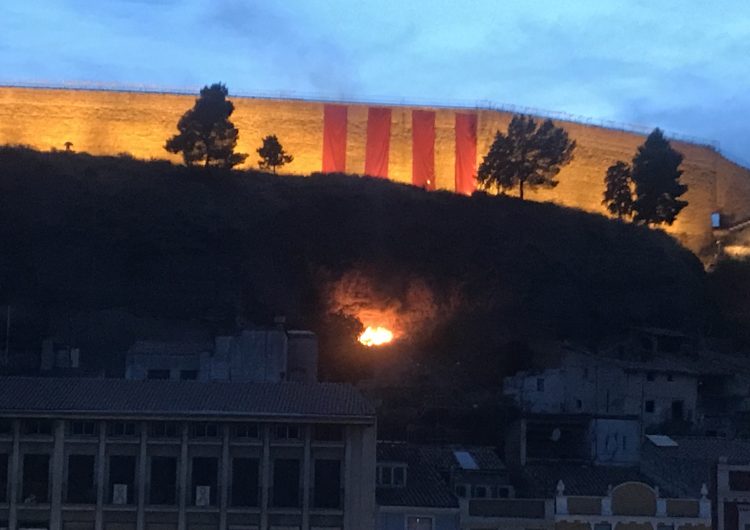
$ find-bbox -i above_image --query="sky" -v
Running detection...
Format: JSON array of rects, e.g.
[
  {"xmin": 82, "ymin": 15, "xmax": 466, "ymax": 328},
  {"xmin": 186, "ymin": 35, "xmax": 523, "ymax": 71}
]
[{"xmin": 2, "ymin": 0, "xmax": 749, "ymax": 165}]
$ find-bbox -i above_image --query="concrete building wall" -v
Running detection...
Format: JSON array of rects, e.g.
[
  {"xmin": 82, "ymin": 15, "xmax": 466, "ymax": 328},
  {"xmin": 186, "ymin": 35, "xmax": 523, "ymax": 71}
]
[{"xmin": 1, "ymin": 86, "xmax": 749, "ymax": 253}]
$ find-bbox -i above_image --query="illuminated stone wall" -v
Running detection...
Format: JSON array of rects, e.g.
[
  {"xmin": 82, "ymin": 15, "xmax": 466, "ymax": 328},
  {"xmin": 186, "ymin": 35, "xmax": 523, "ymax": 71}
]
[{"xmin": 1, "ymin": 86, "xmax": 748, "ymax": 253}]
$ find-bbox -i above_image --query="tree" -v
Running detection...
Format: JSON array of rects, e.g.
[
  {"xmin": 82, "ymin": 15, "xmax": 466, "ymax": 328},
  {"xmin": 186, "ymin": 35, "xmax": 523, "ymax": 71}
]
[
  {"xmin": 257, "ymin": 135, "xmax": 293, "ymax": 173},
  {"xmin": 602, "ymin": 161, "xmax": 634, "ymax": 219},
  {"xmin": 631, "ymin": 128, "xmax": 687, "ymax": 225},
  {"xmin": 477, "ymin": 115, "xmax": 576, "ymax": 200},
  {"xmin": 165, "ymin": 83, "xmax": 247, "ymax": 168}
]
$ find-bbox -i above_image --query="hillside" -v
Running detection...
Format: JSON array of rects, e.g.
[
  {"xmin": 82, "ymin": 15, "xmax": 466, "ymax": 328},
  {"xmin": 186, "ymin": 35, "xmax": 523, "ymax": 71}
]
[{"xmin": 0, "ymin": 147, "xmax": 708, "ymax": 379}]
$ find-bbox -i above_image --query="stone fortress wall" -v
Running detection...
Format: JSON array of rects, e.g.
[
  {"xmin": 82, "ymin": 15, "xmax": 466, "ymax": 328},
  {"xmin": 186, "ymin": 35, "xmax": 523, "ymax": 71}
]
[{"xmin": 1, "ymin": 86, "xmax": 748, "ymax": 254}]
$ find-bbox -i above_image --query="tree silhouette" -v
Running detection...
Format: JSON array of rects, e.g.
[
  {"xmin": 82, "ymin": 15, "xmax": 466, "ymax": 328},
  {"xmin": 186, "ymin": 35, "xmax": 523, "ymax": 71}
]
[
  {"xmin": 631, "ymin": 128, "xmax": 687, "ymax": 226},
  {"xmin": 477, "ymin": 115, "xmax": 576, "ymax": 200},
  {"xmin": 257, "ymin": 135, "xmax": 293, "ymax": 174},
  {"xmin": 165, "ymin": 83, "xmax": 247, "ymax": 168},
  {"xmin": 602, "ymin": 161, "xmax": 634, "ymax": 219}
]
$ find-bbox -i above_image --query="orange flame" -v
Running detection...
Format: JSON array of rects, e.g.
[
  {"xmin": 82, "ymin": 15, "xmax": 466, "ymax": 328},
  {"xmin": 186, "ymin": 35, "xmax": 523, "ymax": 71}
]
[{"xmin": 358, "ymin": 326, "xmax": 394, "ymax": 347}]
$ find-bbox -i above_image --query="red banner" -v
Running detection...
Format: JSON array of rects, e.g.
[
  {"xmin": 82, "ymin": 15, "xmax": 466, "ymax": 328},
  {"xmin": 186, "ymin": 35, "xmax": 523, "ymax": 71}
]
[
  {"xmin": 412, "ymin": 110, "xmax": 436, "ymax": 190},
  {"xmin": 322, "ymin": 104, "xmax": 348, "ymax": 173},
  {"xmin": 364, "ymin": 107, "xmax": 392, "ymax": 178},
  {"xmin": 455, "ymin": 113, "xmax": 478, "ymax": 195}
]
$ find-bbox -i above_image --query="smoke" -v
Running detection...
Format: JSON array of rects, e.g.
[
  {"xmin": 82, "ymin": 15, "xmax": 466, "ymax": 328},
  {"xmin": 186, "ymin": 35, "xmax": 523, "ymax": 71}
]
[{"xmin": 324, "ymin": 269, "xmax": 461, "ymax": 341}]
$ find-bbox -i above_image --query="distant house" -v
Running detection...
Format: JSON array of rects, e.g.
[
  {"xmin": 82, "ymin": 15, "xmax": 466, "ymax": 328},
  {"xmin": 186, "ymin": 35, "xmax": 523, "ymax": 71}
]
[
  {"xmin": 0, "ymin": 376, "xmax": 376, "ymax": 530},
  {"xmin": 125, "ymin": 326, "xmax": 318, "ymax": 383}
]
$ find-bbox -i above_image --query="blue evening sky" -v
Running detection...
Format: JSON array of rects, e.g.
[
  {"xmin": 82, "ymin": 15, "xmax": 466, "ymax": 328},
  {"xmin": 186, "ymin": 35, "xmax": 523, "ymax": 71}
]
[{"xmin": 2, "ymin": 0, "xmax": 749, "ymax": 164}]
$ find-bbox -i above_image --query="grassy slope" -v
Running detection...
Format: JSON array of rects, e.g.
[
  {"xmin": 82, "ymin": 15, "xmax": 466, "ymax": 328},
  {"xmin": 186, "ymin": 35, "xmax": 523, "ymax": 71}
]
[{"xmin": 0, "ymin": 147, "xmax": 708, "ymax": 378}]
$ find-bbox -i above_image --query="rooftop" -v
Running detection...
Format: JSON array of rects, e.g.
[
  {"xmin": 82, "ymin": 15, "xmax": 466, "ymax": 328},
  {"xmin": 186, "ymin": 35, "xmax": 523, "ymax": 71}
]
[
  {"xmin": 516, "ymin": 463, "xmax": 660, "ymax": 498},
  {"xmin": 0, "ymin": 377, "xmax": 375, "ymax": 420}
]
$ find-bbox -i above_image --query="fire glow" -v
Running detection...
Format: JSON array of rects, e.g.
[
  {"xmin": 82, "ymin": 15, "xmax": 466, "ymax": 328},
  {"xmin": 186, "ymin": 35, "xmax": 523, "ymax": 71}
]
[{"xmin": 358, "ymin": 326, "xmax": 394, "ymax": 347}]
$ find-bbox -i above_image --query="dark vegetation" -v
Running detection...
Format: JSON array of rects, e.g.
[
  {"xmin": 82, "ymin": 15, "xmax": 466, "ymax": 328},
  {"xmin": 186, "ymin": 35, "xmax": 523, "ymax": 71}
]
[{"xmin": 0, "ymin": 147, "xmax": 715, "ymax": 383}]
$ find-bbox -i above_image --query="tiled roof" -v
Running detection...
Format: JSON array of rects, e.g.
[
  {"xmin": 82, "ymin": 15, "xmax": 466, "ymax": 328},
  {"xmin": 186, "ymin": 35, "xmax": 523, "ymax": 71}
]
[
  {"xmin": 376, "ymin": 442, "xmax": 459, "ymax": 509},
  {"xmin": 419, "ymin": 445, "xmax": 506, "ymax": 472},
  {"xmin": 517, "ymin": 463, "xmax": 658, "ymax": 498},
  {"xmin": 0, "ymin": 377, "xmax": 375, "ymax": 419},
  {"xmin": 642, "ymin": 436, "xmax": 750, "ymax": 497}
]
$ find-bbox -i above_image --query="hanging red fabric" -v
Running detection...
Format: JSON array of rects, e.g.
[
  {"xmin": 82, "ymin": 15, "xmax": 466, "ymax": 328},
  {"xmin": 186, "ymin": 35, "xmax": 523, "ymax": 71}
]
[
  {"xmin": 412, "ymin": 110, "xmax": 436, "ymax": 190},
  {"xmin": 322, "ymin": 104, "xmax": 348, "ymax": 173},
  {"xmin": 364, "ymin": 107, "xmax": 392, "ymax": 178},
  {"xmin": 455, "ymin": 113, "xmax": 478, "ymax": 194}
]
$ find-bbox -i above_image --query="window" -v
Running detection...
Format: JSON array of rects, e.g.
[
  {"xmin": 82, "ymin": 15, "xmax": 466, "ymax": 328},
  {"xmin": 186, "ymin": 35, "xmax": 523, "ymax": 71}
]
[
  {"xmin": 377, "ymin": 464, "xmax": 406, "ymax": 487},
  {"xmin": 149, "ymin": 457, "xmax": 177, "ymax": 505},
  {"xmin": 536, "ymin": 378, "xmax": 545, "ymax": 392},
  {"xmin": 645, "ymin": 400, "xmax": 655, "ymax": 413},
  {"xmin": 69, "ymin": 421, "xmax": 96, "ymax": 437},
  {"xmin": 66, "ymin": 455, "xmax": 95, "ymax": 503},
  {"xmin": 272, "ymin": 459, "xmax": 300, "ymax": 507},
  {"xmin": 108, "ymin": 455, "xmax": 135, "ymax": 504},
  {"xmin": 232, "ymin": 423, "xmax": 259, "ymax": 439},
  {"xmin": 190, "ymin": 423, "xmax": 219, "ymax": 439},
  {"xmin": 22, "ymin": 420, "xmax": 52, "ymax": 436},
  {"xmin": 494, "ymin": 486, "xmax": 510, "ymax": 498},
  {"xmin": 180, "ymin": 369, "xmax": 198, "ymax": 381},
  {"xmin": 313, "ymin": 424, "xmax": 344, "ymax": 442},
  {"xmin": 148, "ymin": 422, "xmax": 179, "ymax": 439},
  {"xmin": 22, "ymin": 454, "xmax": 50, "ymax": 503},
  {"xmin": 594, "ymin": 524, "xmax": 612, "ymax": 530},
  {"xmin": 0, "ymin": 453, "xmax": 7, "ymax": 502},
  {"xmin": 313, "ymin": 459, "xmax": 342, "ymax": 509},
  {"xmin": 576, "ymin": 399, "xmax": 583, "ymax": 410},
  {"xmin": 191, "ymin": 457, "xmax": 218, "ymax": 506},
  {"xmin": 646, "ymin": 372, "xmax": 655, "ymax": 381},
  {"xmin": 729, "ymin": 471, "xmax": 750, "ymax": 491},
  {"xmin": 147, "ymin": 369, "xmax": 170, "ymax": 380},
  {"xmin": 0, "ymin": 419, "xmax": 11, "ymax": 435},
  {"xmin": 108, "ymin": 422, "xmax": 137, "ymax": 437},
  {"xmin": 473, "ymin": 485, "xmax": 488, "ymax": 498},
  {"xmin": 455, "ymin": 485, "xmax": 467, "ymax": 498},
  {"xmin": 274, "ymin": 424, "xmax": 301, "ymax": 440},
  {"xmin": 667, "ymin": 374, "xmax": 674, "ymax": 382},
  {"xmin": 231, "ymin": 458, "xmax": 259, "ymax": 507},
  {"xmin": 671, "ymin": 400, "xmax": 685, "ymax": 420},
  {"xmin": 657, "ymin": 525, "xmax": 675, "ymax": 530},
  {"xmin": 406, "ymin": 516, "xmax": 433, "ymax": 530}
]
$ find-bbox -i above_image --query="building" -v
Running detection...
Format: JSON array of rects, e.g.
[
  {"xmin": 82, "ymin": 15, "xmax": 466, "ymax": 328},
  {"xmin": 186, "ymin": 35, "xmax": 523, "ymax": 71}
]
[
  {"xmin": 125, "ymin": 327, "xmax": 318, "ymax": 384},
  {"xmin": 2, "ymin": 86, "xmax": 750, "ymax": 253},
  {"xmin": 0, "ymin": 376, "xmax": 376, "ymax": 530}
]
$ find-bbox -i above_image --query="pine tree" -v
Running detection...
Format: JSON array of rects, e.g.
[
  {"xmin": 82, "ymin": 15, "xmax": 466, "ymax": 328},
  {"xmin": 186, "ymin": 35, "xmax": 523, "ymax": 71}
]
[
  {"xmin": 257, "ymin": 135, "xmax": 294, "ymax": 174},
  {"xmin": 165, "ymin": 83, "xmax": 248, "ymax": 168},
  {"xmin": 477, "ymin": 115, "xmax": 576, "ymax": 200},
  {"xmin": 631, "ymin": 128, "xmax": 688, "ymax": 225},
  {"xmin": 602, "ymin": 161, "xmax": 634, "ymax": 219}
]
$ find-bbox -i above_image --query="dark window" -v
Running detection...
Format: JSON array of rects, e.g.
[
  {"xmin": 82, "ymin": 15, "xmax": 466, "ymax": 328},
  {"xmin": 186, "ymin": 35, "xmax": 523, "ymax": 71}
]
[
  {"xmin": 313, "ymin": 424, "xmax": 344, "ymax": 442},
  {"xmin": 232, "ymin": 423, "xmax": 259, "ymax": 439},
  {"xmin": 495, "ymin": 486, "xmax": 510, "ymax": 498},
  {"xmin": 729, "ymin": 471, "xmax": 750, "ymax": 491},
  {"xmin": 191, "ymin": 457, "xmax": 218, "ymax": 506},
  {"xmin": 69, "ymin": 421, "xmax": 96, "ymax": 437},
  {"xmin": 107, "ymin": 422, "xmax": 136, "ymax": 437},
  {"xmin": 667, "ymin": 374, "xmax": 674, "ymax": 382},
  {"xmin": 647, "ymin": 372, "xmax": 655, "ymax": 381},
  {"xmin": 22, "ymin": 420, "xmax": 52, "ymax": 436},
  {"xmin": 377, "ymin": 464, "xmax": 406, "ymax": 487},
  {"xmin": 406, "ymin": 517, "xmax": 432, "ymax": 530},
  {"xmin": 109, "ymin": 455, "xmax": 136, "ymax": 504},
  {"xmin": 147, "ymin": 369, "xmax": 170, "ymax": 380},
  {"xmin": 149, "ymin": 457, "xmax": 177, "ymax": 505},
  {"xmin": 645, "ymin": 400, "xmax": 655, "ymax": 413},
  {"xmin": 149, "ymin": 422, "xmax": 179, "ymax": 439},
  {"xmin": 594, "ymin": 524, "xmax": 612, "ymax": 530},
  {"xmin": 455, "ymin": 485, "xmax": 467, "ymax": 498},
  {"xmin": 180, "ymin": 370, "xmax": 198, "ymax": 381},
  {"xmin": 0, "ymin": 453, "xmax": 8, "ymax": 502},
  {"xmin": 313, "ymin": 459, "xmax": 342, "ymax": 509},
  {"xmin": 274, "ymin": 425, "xmax": 301, "ymax": 440},
  {"xmin": 0, "ymin": 419, "xmax": 11, "ymax": 435},
  {"xmin": 272, "ymin": 459, "xmax": 300, "ymax": 507},
  {"xmin": 671, "ymin": 400, "xmax": 685, "ymax": 420},
  {"xmin": 67, "ymin": 455, "xmax": 95, "ymax": 503},
  {"xmin": 191, "ymin": 423, "xmax": 219, "ymax": 439},
  {"xmin": 536, "ymin": 378, "xmax": 544, "ymax": 391},
  {"xmin": 22, "ymin": 454, "xmax": 50, "ymax": 503},
  {"xmin": 473, "ymin": 485, "xmax": 487, "ymax": 498},
  {"xmin": 231, "ymin": 458, "xmax": 259, "ymax": 507},
  {"xmin": 576, "ymin": 399, "xmax": 583, "ymax": 410}
]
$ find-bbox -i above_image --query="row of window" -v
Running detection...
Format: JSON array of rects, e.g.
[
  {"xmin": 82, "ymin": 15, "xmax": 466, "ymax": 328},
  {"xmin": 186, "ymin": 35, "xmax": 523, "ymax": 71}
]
[
  {"xmin": 0, "ymin": 452, "xmax": 343, "ymax": 509},
  {"xmin": 454, "ymin": 484, "xmax": 510, "ymax": 499},
  {"xmin": 0, "ymin": 420, "xmax": 344, "ymax": 442}
]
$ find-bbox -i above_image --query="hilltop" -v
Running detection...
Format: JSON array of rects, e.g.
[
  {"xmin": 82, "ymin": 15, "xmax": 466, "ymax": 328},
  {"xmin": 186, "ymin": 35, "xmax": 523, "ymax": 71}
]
[{"xmin": 0, "ymin": 147, "xmax": 709, "ymax": 379}]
